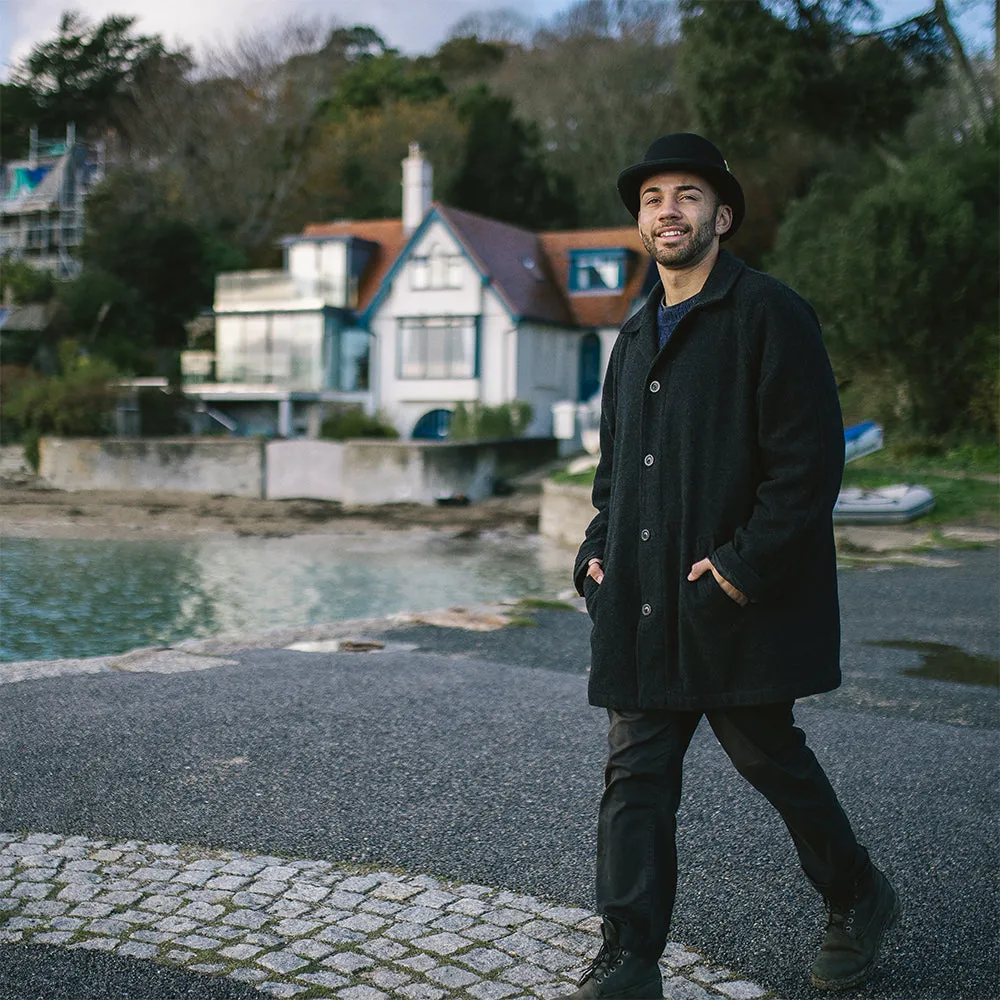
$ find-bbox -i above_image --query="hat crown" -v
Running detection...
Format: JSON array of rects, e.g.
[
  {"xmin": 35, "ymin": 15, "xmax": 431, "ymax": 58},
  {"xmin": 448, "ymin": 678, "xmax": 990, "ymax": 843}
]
[
  {"xmin": 642, "ymin": 133, "xmax": 729, "ymax": 176},
  {"xmin": 616, "ymin": 131, "xmax": 744, "ymax": 239}
]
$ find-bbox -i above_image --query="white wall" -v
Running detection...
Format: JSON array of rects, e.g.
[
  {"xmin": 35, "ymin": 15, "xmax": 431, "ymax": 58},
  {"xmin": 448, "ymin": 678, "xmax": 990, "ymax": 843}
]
[
  {"xmin": 515, "ymin": 323, "xmax": 581, "ymax": 437},
  {"xmin": 287, "ymin": 240, "xmax": 348, "ymax": 304},
  {"xmin": 370, "ymin": 218, "xmax": 493, "ymax": 437}
]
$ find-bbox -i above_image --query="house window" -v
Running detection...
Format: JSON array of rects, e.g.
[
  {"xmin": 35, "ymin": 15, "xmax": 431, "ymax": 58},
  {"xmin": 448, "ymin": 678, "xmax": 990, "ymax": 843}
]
[
  {"xmin": 410, "ymin": 244, "xmax": 462, "ymax": 290},
  {"xmin": 323, "ymin": 320, "xmax": 370, "ymax": 392},
  {"xmin": 218, "ymin": 312, "xmax": 322, "ymax": 390},
  {"xmin": 338, "ymin": 329, "xmax": 371, "ymax": 391},
  {"xmin": 398, "ymin": 316, "xmax": 477, "ymax": 379},
  {"xmin": 569, "ymin": 249, "xmax": 629, "ymax": 293}
]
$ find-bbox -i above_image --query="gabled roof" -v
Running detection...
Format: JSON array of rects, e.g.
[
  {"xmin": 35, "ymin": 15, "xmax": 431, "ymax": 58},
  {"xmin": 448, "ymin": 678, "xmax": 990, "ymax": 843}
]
[
  {"xmin": 437, "ymin": 205, "xmax": 573, "ymax": 326},
  {"xmin": 297, "ymin": 207, "xmax": 650, "ymax": 330}
]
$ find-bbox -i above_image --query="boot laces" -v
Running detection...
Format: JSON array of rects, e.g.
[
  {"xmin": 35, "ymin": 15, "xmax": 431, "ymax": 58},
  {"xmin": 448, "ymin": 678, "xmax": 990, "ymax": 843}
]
[
  {"xmin": 578, "ymin": 938, "xmax": 627, "ymax": 986},
  {"xmin": 826, "ymin": 901, "xmax": 857, "ymax": 936}
]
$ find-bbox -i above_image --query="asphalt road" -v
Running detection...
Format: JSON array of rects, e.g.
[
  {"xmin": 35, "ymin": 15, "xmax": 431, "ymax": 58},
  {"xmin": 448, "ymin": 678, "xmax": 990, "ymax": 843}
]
[{"xmin": 1, "ymin": 548, "xmax": 997, "ymax": 1000}]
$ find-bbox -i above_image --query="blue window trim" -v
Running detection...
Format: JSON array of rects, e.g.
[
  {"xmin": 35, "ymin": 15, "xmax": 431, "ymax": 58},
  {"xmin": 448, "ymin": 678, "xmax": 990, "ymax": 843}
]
[{"xmin": 568, "ymin": 247, "xmax": 632, "ymax": 294}]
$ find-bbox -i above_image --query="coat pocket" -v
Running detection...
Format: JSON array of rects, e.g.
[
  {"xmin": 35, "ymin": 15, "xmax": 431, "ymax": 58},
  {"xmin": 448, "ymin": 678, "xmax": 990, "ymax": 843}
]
[
  {"xmin": 583, "ymin": 574, "xmax": 603, "ymax": 621},
  {"xmin": 687, "ymin": 571, "xmax": 743, "ymax": 623}
]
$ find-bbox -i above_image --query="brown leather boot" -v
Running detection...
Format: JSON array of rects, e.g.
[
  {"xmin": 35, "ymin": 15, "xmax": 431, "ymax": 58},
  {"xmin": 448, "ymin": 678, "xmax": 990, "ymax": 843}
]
[{"xmin": 557, "ymin": 918, "xmax": 662, "ymax": 999}]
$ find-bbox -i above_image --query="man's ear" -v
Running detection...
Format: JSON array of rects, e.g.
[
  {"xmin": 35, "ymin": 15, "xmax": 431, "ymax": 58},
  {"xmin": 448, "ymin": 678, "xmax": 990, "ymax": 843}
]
[{"xmin": 715, "ymin": 204, "xmax": 733, "ymax": 237}]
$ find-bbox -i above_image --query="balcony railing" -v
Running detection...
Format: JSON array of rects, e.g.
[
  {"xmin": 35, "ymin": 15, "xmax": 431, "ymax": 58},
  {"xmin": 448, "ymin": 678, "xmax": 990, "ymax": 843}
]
[{"xmin": 215, "ymin": 271, "xmax": 347, "ymax": 308}]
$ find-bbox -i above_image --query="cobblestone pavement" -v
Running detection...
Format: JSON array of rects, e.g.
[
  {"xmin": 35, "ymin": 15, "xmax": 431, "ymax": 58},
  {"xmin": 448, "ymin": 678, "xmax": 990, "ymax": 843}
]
[{"xmin": 1, "ymin": 832, "xmax": 781, "ymax": 1000}]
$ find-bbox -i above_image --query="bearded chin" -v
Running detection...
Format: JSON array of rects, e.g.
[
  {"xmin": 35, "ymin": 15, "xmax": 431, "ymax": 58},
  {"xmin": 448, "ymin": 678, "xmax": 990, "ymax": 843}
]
[{"xmin": 643, "ymin": 221, "xmax": 716, "ymax": 269}]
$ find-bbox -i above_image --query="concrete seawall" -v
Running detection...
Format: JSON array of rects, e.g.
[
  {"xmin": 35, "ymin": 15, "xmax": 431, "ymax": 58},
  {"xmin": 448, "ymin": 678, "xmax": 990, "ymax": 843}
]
[
  {"xmin": 37, "ymin": 436, "xmax": 559, "ymax": 504},
  {"xmin": 39, "ymin": 438, "xmax": 266, "ymax": 498},
  {"xmin": 539, "ymin": 480, "xmax": 594, "ymax": 549}
]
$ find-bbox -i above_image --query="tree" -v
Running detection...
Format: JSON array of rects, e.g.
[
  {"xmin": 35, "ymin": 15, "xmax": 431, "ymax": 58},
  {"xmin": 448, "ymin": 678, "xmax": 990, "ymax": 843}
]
[
  {"xmin": 678, "ymin": 0, "xmax": 950, "ymax": 149},
  {"xmin": 446, "ymin": 87, "xmax": 578, "ymax": 228},
  {"xmin": 5, "ymin": 11, "xmax": 189, "ymax": 150},
  {"xmin": 122, "ymin": 16, "xmax": 343, "ymax": 263},
  {"xmin": 2, "ymin": 350, "xmax": 124, "ymax": 467},
  {"xmin": 490, "ymin": 1, "xmax": 685, "ymax": 226},
  {"xmin": 0, "ymin": 83, "xmax": 44, "ymax": 159},
  {"xmin": 51, "ymin": 167, "xmax": 243, "ymax": 374},
  {"xmin": 337, "ymin": 51, "xmax": 447, "ymax": 109},
  {"xmin": 672, "ymin": 0, "xmax": 950, "ymax": 261},
  {"xmin": 447, "ymin": 8, "xmax": 535, "ymax": 45},
  {"xmin": 0, "ymin": 257, "xmax": 55, "ymax": 305},
  {"xmin": 432, "ymin": 35, "xmax": 508, "ymax": 84},
  {"xmin": 769, "ymin": 133, "xmax": 999, "ymax": 437},
  {"xmin": 300, "ymin": 99, "xmax": 468, "ymax": 221}
]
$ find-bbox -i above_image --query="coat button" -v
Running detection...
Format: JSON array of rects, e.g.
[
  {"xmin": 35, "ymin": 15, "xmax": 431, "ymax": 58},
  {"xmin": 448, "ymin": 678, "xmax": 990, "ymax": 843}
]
[
  {"xmin": 641, "ymin": 603, "xmax": 652, "ymax": 616},
  {"xmin": 640, "ymin": 528, "xmax": 650, "ymax": 541},
  {"xmin": 649, "ymin": 380, "xmax": 660, "ymax": 393},
  {"xmin": 644, "ymin": 454, "xmax": 654, "ymax": 467}
]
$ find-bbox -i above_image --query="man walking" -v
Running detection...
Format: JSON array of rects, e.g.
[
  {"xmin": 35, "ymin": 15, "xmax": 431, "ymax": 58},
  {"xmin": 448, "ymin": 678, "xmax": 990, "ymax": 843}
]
[{"xmin": 567, "ymin": 133, "xmax": 898, "ymax": 999}]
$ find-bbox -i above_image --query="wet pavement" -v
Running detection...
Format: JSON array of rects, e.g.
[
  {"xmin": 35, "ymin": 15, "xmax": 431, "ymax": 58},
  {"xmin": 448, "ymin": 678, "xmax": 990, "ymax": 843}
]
[{"xmin": 1, "ymin": 548, "xmax": 997, "ymax": 1000}]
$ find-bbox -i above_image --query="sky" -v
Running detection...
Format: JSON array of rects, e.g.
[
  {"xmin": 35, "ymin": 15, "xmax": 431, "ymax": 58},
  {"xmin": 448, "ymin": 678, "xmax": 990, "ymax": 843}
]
[{"xmin": 1, "ymin": 0, "xmax": 994, "ymax": 77}]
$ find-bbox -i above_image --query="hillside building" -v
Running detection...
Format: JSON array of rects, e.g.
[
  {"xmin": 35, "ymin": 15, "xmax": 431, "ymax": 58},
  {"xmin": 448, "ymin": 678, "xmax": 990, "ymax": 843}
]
[
  {"xmin": 0, "ymin": 124, "xmax": 105, "ymax": 279},
  {"xmin": 184, "ymin": 143, "xmax": 654, "ymax": 440}
]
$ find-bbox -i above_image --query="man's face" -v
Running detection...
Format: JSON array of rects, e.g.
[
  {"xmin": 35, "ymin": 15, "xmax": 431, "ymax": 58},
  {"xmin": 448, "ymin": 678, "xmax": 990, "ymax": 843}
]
[{"xmin": 637, "ymin": 171, "xmax": 731, "ymax": 270}]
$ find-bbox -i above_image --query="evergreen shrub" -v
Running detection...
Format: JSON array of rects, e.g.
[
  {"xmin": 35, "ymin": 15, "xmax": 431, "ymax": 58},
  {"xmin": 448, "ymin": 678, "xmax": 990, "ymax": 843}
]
[
  {"xmin": 450, "ymin": 400, "xmax": 533, "ymax": 440},
  {"xmin": 319, "ymin": 408, "xmax": 399, "ymax": 441}
]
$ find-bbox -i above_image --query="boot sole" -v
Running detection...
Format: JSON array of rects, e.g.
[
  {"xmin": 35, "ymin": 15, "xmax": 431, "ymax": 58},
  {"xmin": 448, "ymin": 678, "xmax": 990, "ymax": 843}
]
[
  {"xmin": 605, "ymin": 976, "xmax": 663, "ymax": 999},
  {"xmin": 810, "ymin": 895, "xmax": 901, "ymax": 992}
]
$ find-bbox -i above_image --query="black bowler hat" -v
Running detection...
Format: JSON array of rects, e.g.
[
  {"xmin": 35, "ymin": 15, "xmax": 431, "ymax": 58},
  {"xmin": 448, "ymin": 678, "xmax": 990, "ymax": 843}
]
[{"xmin": 617, "ymin": 133, "xmax": 745, "ymax": 241}]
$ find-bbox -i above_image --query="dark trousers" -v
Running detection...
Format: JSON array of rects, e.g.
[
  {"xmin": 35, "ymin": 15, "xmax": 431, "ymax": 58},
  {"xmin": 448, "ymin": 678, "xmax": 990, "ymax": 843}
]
[{"xmin": 596, "ymin": 703, "xmax": 869, "ymax": 959}]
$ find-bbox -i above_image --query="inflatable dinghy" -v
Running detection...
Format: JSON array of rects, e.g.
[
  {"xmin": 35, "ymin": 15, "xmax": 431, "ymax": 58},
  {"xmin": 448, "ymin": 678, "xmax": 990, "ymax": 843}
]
[
  {"xmin": 836, "ymin": 421, "xmax": 935, "ymax": 523},
  {"xmin": 834, "ymin": 484, "xmax": 936, "ymax": 523}
]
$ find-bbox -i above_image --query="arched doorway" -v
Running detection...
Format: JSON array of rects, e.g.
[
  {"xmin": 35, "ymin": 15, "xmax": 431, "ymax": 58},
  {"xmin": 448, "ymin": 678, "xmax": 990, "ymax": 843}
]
[
  {"xmin": 411, "ymin": 408, "xmax": 453, "ymax": 440},
  {"xmin": 578, "ymin": 332, "xmax": 601, "ymax": 402}
]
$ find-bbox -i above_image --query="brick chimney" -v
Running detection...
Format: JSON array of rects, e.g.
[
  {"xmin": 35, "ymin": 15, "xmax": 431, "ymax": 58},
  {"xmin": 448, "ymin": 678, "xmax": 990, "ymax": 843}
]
[{"xmin": 402, "ymin": 142, "xmax": 432, "ymax": 235}]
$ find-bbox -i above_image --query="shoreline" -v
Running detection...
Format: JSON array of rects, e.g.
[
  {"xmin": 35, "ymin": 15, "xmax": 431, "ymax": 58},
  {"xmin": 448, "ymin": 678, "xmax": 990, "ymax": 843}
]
[
  {"xmin": 4, "ymin": 481, "xmax": 998, "ymax": 556},
  {"xmin": 0, "ymin": 482, "xmax": 543, "ymax": 542}
]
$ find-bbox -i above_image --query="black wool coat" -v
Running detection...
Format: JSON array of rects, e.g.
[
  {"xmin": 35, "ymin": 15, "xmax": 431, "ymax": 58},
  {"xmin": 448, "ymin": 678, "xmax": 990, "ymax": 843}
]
[{"xmin": 573, "ymin": 250, "xmax": 845, "ymax": 710}]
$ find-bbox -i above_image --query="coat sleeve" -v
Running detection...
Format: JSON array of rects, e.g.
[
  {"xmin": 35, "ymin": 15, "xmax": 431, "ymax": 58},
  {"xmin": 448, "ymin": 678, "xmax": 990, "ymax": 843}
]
[
  {"xmin": 573, "ymin": 340, "xmax": 620, "ymax": 596},
  {"xmin": 710, "ymin": 289, "xmax": 844, "ymax": 603}
]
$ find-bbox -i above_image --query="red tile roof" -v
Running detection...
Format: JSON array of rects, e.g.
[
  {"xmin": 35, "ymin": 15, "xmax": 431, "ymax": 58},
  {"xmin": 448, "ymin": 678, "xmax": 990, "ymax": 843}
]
[
  {"xmin": 300, "ymin": 208, "xmax": 650, "ymax": 329},
  {"xmin": 538, "ymin": 227, "xmax": 649, "ymax": 328}
]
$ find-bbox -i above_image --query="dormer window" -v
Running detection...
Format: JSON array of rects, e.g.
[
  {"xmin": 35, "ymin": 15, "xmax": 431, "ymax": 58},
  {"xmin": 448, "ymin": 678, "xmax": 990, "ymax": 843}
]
[
  {"xmin": 411, "ymin": 243, "xmax": 462, "ymax": 290},
  {"xmin": 569, "ymin": 248, "xmax": 630, "ymax": 293}
]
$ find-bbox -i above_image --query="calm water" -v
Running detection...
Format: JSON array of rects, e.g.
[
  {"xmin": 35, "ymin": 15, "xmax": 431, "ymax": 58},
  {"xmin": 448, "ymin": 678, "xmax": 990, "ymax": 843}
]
[{"xmin": 0, "ymin": 533, "xmax": 573, "ymax": 663}]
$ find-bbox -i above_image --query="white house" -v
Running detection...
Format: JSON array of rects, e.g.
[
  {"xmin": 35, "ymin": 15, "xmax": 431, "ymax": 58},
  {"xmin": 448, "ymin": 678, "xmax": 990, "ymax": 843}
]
[{"xmin": 185, "ymin": 143, "xmax": 653, "ymax": 439}]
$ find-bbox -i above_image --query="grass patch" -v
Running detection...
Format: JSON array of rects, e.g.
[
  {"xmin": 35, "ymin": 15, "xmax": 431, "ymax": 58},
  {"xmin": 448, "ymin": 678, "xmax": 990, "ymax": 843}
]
[
  {"xmin": 515, "ymin": 597, "xmax": 575, "ymax": 612},
  {"xmin": 505, "ymin": 616, "xmax": 539, "ymax": 628},
  {"xmin": 551, "ymin": 467, "xmax": 597, "ymax": 487},
  {"xmin": 847, "ymin": 440, "xmax": 999, "ymax": 476},
  {"xmin": 922, "ymin": 530, "xmax": 989, "ymax": 551}
]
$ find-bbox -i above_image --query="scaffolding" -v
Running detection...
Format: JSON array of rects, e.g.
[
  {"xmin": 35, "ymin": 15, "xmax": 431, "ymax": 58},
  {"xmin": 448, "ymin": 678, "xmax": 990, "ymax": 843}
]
[{"xmin": 0, "ymin": 123, "xmax": 105, "ymax": 279}]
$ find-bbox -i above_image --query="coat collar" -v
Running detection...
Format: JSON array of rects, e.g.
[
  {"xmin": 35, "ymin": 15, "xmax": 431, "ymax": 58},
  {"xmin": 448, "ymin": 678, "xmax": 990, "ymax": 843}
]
[{"xmin": 622, "ymin": 249, "xmax": 745, "ymax": 342}]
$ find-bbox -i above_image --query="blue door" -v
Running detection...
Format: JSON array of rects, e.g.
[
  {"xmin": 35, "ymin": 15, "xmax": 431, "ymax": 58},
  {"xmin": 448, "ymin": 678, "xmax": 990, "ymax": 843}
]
[
  {"xmin": 412, "ymin": 408, "xmax": 453, "ymax": 440},
  {"xmin": 579, "ymin": 333, "xmax": 601, "ymax": 402}
]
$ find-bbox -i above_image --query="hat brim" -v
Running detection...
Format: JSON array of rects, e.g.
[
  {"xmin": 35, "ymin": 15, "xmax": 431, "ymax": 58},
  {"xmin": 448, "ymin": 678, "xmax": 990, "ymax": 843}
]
[{"xmin": 617, "ymin": 159, "xmax": 745, "ymax": 241}]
